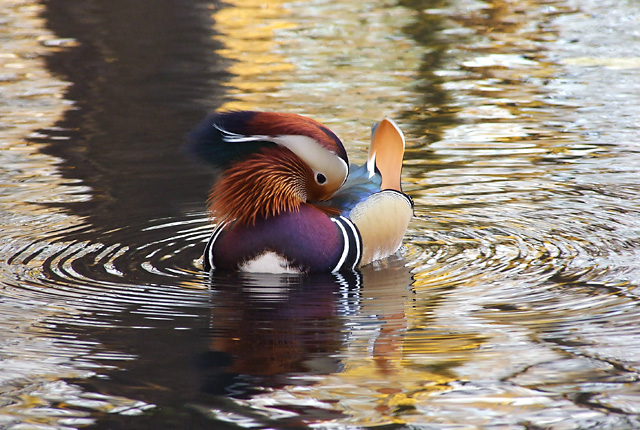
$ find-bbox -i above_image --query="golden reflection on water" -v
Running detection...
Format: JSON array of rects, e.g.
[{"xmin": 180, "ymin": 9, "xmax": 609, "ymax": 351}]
[
  {"xmin": 0, "ymin": 0, "xmax": 91, "ymax": 253},
  {"xmin": 213, "ymin": 0, "xmax": 295, "ymax": 97},
  {"xmin": 0, "ymin": 0, "xmax": 119, "ymax": 426},
  {"xmin": 211, "ymin": 0, "xmax": 421, "ymax": 150},
  {"xmin": 1, "ymin": 0, "xmax": 638, "ymax": 427},
  {"xmin": 0, "ymin": 0, "xmax": 89, "ymax": 219}
]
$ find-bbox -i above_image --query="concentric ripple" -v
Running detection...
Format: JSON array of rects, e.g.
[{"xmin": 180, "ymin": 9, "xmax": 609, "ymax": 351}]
[
  {"xmin": 3, "ymin": 212, "xmax": 213, "ymax": 324},
  {"xmin": 2, "ymin": 0, "xmax": 640, "ymax": 428}
]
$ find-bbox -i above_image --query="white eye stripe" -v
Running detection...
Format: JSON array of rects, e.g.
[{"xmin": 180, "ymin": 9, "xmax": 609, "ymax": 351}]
[
  {"xmin": 214, "ymin": 124, "xmax": 269, "ymax": 143},
  {"xmin": 273, "ymin": 135, "xmax": 348, "ymax": 190},
  {"xmin": 214, "ymin": 125, "xmax": 349, "ymax": 190}
]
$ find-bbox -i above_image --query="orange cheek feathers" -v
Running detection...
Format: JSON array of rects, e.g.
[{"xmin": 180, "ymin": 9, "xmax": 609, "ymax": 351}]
[{"xmin": 305, "ymin": 173, "xmax": 341, "ymax": 202}]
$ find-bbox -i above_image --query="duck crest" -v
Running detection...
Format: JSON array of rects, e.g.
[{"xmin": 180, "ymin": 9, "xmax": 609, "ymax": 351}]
[{"xmin": 247, "ymin": 112, "xmax": 347, "ymax": 158}]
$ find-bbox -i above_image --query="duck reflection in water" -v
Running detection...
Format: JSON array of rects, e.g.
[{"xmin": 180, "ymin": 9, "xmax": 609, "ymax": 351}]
[{"xmin": 201, "ymin": 259, "xmax": 413, "ymax": 398}]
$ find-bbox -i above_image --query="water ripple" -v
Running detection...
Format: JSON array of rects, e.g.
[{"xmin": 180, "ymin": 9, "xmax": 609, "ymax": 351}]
[
  {"xmin": 1, "ymin": 0, "xmax": 640, "ymax": 427},
  {"xmin": 3, "ymin": 214, "xmax": 212, "ymax": 329}
]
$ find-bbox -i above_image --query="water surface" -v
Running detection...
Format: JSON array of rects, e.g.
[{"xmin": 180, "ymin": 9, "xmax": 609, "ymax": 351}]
[{"xmin": 1, "ymin": 0, "xmax": 640, "ymax": 428}]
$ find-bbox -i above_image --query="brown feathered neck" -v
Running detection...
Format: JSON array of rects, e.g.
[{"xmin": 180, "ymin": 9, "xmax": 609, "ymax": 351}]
[{"xmin": 208, "ymin": 147, "xmax": 339, "ymax": 225}]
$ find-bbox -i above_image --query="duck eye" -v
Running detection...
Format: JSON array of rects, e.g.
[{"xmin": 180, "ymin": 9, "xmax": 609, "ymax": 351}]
[{"xmin": 316, "ymin": 173, "xmax": 327, "ymax": 184}]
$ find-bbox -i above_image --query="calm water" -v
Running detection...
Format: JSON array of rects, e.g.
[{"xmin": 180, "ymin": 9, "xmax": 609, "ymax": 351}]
[{"xmin": 1, "ymin": 0, "xmax": 640, "ymax": 428}]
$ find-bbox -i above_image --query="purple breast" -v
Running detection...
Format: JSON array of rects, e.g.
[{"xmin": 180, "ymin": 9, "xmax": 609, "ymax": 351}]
[{"xmin": 211, "ymin": 205, "xmax": 346, "ymax": 272}]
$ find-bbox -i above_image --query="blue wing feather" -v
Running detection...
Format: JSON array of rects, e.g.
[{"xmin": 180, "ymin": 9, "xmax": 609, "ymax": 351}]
[{"xmin": 318, "ymin": 163, "xmax": 382, "ymax": 216}]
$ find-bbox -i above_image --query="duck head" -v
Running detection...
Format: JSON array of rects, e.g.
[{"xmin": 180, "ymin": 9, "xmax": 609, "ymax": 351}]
[{"xmin": 189, "ymin": 111, "xmax": 349, "ymax": 225}]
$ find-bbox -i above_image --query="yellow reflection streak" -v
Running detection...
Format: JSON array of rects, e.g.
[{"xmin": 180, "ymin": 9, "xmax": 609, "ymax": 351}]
[
  {"xmin": 212, "ymin": 0, "xmax": 294, "ymax": 111},
  {"xmin": 210, "ymin": 0, "xmax": 421, "ymax": 150},
  {"xmin": 0, "ymin": 0, "xmax": 145, "ymax": 426},
  {"xmin": 0, "ymin": 0, "xmax": 89, "ymax": 229}
]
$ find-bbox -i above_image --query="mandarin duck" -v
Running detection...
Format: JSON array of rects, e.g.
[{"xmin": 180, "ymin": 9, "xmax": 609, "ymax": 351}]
[{"xmin": 190, "ymin": 111, "xmax": 413, "ymax": 273}]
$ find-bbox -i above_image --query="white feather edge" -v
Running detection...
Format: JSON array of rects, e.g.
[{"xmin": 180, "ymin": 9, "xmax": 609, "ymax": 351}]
[
  {"xmin": 367, "ymin": 117, "xmax": 405, "ymax": 181},
  {"xmin": 239, "ymin": 251, "xmax": 303, "ymax": 274}
]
